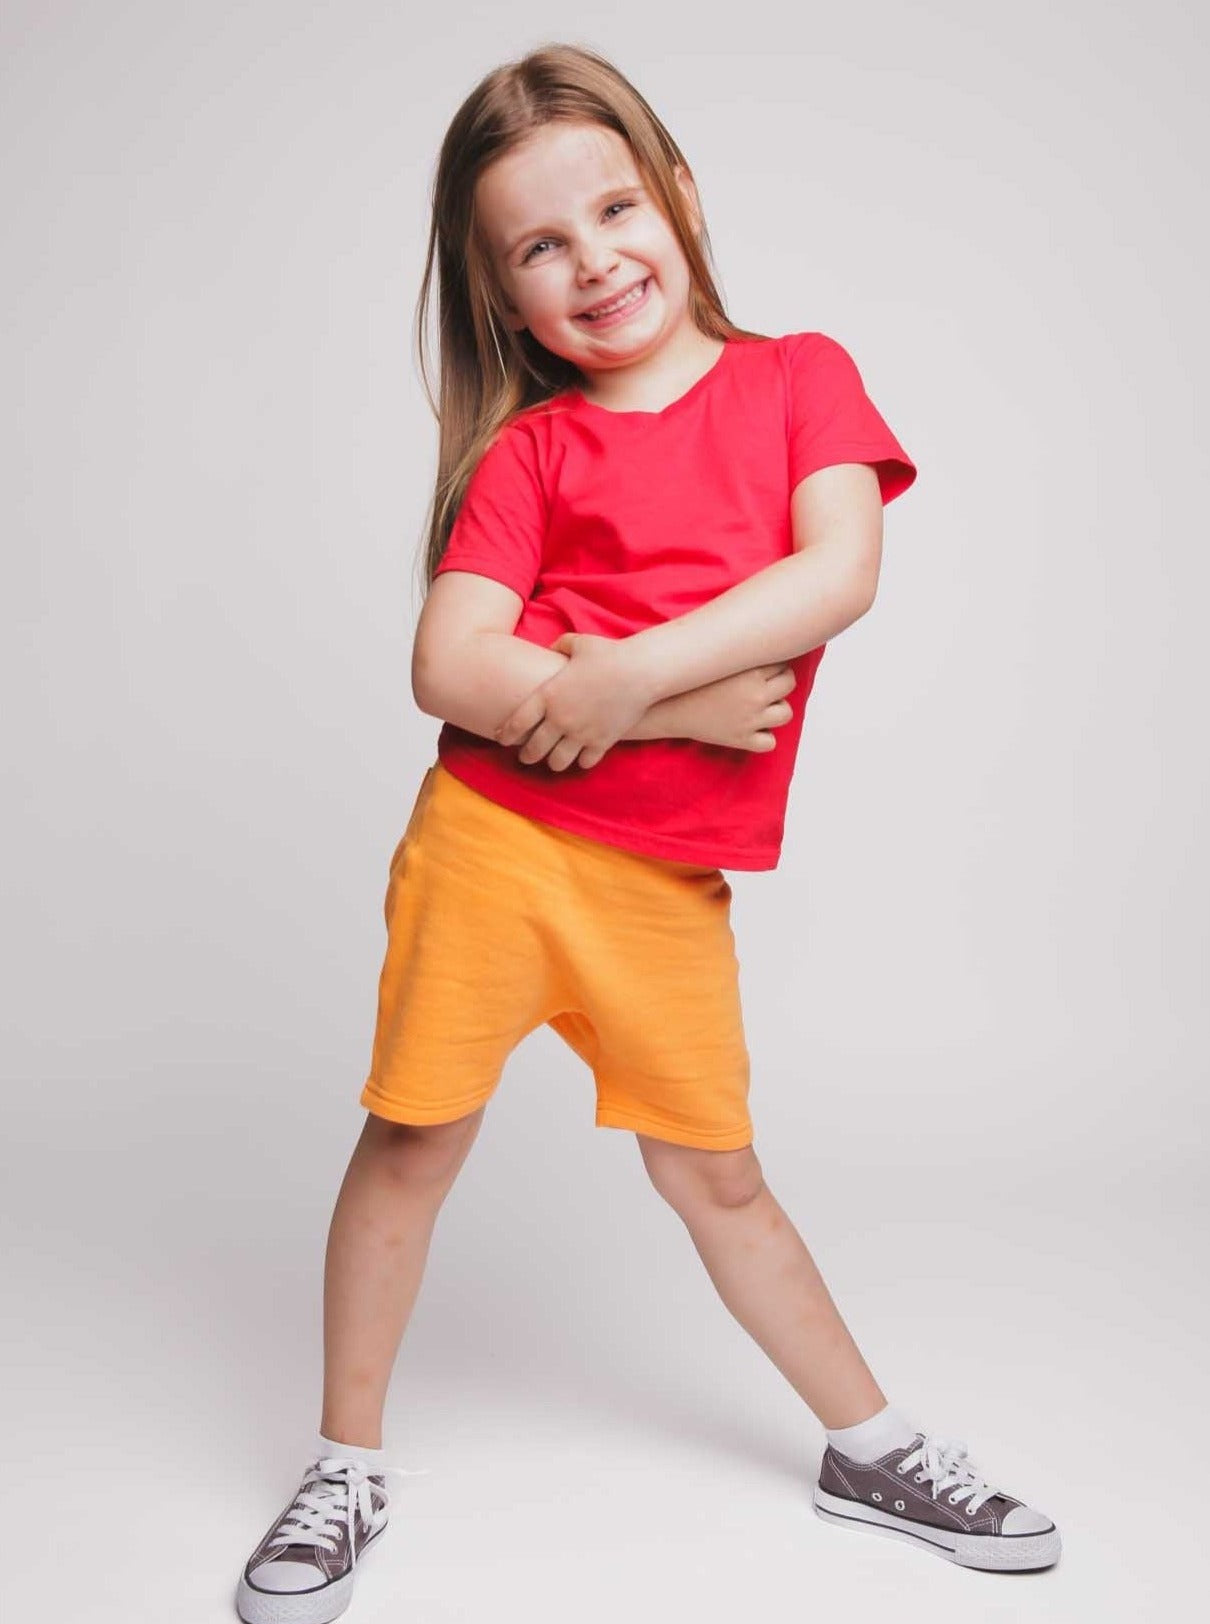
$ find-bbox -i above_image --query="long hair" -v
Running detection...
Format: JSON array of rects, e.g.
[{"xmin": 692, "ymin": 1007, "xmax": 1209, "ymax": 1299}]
[{"xmin": 412, "ymin": 41, "xmax": 768, "ymax": 598}]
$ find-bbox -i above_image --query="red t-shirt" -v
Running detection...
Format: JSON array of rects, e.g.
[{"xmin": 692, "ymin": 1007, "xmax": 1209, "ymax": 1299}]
[{"xmin": 432, "ymin": 331, "xmax": 917, "ymax": 870}]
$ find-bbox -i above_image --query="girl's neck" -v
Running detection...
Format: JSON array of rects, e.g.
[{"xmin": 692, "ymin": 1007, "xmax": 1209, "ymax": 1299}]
[{"xmin": 574, "ymin": 328, "xmax": 727, "ymax": 415}]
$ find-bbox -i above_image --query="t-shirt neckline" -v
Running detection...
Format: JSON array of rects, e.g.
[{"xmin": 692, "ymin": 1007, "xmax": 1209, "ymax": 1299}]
[{"xmin": 567, "ymin": 341, "xmax": 732, "ymax": 420}]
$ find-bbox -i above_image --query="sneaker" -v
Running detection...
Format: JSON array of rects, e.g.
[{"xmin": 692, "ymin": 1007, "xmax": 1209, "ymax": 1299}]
[
  {"xmin": 813, "ymin": 1431, "xmax": 1060, "ymax": 1572},
  {"xmin": 235, "ymin": 1452, "xmax": 420, "ymax": 1624}
]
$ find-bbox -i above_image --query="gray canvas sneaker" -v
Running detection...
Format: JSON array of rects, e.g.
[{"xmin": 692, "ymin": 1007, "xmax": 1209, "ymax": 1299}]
[
  {"xmin": 235, "ymin": 1452, "xmax": 419, "ymax": 1623},
  {"xmin": 814, "ymin": 1431, "xmax": 1061, "ymax": 1571}
]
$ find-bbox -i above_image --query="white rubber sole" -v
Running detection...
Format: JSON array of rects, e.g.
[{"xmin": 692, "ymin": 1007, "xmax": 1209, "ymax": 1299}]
[
  {"xmin": 235, "ymin": 1526, "xmax": 385, "ymax": 1624},
  {"xmin": 813, "ymin": 1485, "xmax": 1061, "ymax": 1571}
]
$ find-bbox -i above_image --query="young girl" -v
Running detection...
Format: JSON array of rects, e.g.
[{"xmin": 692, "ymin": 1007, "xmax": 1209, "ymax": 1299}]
[{"xmin": 236, "ymin": 42, "xmax": 1060, "ymax": 1623}]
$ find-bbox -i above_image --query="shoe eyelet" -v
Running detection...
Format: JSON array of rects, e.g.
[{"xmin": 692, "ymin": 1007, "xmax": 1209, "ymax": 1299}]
[
  {"xmin": 896, "ymin": 1462, "xmax": 908, "ymax": 1474},
  {"xmin": 871, "ymin": 1491, "xmax": 883, "ymax": 1503},
  {"xmin": 894, "ymin": 1499, "xmax": 906, "ymax": 1511},
  {"xmin": 948, "ymin": 1493, "xmax": 963, "ymax": 1505},
  {"xmin": 915, "ymin": 1472, "xmax": 926, "ymax": 1483}
]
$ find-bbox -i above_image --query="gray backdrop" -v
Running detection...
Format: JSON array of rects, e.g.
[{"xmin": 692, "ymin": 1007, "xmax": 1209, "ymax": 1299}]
[{"xmin": 4, "ymin": 2, "xmax": 1206, "ymax": 1620}]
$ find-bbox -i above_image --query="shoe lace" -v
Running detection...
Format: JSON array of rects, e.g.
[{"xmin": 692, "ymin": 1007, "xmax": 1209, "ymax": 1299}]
[
  {"xmin": 269, "ymin": 1455, "xmax": 431, "ymax": 1570},
  {"xmin": 897, "ymin": 1435, "xmax": 999, "ymax": 1516}
]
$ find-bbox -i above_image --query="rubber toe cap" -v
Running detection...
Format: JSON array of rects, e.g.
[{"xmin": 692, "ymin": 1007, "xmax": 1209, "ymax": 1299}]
[
  {"xmin": 247, "ymin": 1558, "xmax": 323, "ymax": 1594},
  {"xmin": 1002, "ymin": 1505, "xmax": 1054, "ymax": 1534}
]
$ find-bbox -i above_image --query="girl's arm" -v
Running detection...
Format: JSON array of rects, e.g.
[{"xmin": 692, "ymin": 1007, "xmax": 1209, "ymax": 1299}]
[
  {"xmin": 624, "ymin": 465, "xmax": 884, "ymax": 703},
  {"xmin": 413, "ymin": 573, "xmax": 710, "ymax": 743},
  {"xmin": 494, "ymin": 465, "xmax": 886, "ymax": 762},
  {"xmin": 414, "ymin": 629, "xmax": 699, "ymax": 742}
]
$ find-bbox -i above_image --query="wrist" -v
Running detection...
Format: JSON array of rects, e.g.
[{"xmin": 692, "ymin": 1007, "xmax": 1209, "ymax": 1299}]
[{"xmin": 624, "ymin": 691, "xmax": 690, "ymax": 742}]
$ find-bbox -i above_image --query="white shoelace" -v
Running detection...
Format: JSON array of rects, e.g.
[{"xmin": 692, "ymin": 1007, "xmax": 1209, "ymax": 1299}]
[
  {"xmin": 897, "ymin": 1435, "xmax": 999, "ymax": 1516},
  {"xmin": 269, "ymin": 1455, "xmax": 431, "ymax": 1570}
]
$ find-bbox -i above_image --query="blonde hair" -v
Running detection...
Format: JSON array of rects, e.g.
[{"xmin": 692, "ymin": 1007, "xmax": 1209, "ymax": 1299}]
[{"xmin": 412, "ymin": 41, "xmax": 768, "ymax": 596}]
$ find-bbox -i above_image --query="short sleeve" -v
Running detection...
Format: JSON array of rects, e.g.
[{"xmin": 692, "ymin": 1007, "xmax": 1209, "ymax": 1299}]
[
  {"xmin": 785, "ymin": 332, "xmax": 918, "ymax": 506},
  {"xmin": 433, "ymin": 421, "xmax": 547, "ymax": 600}
]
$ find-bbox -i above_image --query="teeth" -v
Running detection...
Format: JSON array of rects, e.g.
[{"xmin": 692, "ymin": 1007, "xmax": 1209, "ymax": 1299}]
[{"xmin": 582, "ymin": 281, "xmax": 646, "ymax": 320}]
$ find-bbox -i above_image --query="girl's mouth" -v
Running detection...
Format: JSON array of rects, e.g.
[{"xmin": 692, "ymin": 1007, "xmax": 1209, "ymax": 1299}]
[{"xmin": 576, "ymin": 278, "xmax": 651, "ymax": 328}]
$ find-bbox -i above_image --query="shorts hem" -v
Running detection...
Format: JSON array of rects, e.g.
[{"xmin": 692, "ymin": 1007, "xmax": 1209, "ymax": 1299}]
[
  {"xmin": 593, "ymin": 1105, "xmax": 753, "ymax": 1151},
  {"xmin": 359, "ymin": 1079, "xmax": 495, "ymax": 1125}
]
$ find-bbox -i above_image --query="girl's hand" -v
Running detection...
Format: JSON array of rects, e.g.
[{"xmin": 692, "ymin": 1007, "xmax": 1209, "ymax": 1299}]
[
  {"xmin": 495, "ymin": 632, "xmax": 657, "ymax": 772},
  {"xmin": 677, "ymin": 663, "xmax": 797, "ymax": 751}
]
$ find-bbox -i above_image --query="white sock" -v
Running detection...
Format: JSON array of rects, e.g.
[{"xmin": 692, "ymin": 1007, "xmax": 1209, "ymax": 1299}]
[
  {"xmin": 313, "ymin": 1430, "xmax": 386, "ymax": 1470},
  {"xmin": 826, "ymin": 1403, "xmax": 919, "ymax": 1463}
]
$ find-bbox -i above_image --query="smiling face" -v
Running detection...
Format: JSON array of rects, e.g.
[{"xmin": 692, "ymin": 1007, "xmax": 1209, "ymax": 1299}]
[{"xmin": 475, "ymin": 120, "xmax": 706, "ymax": 391}]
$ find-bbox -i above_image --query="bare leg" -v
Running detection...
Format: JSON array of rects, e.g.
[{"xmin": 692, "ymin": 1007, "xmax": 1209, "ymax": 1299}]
[
  {"xmin": 637, "ymin": 1135, "xmax": 885, "ymax": 1430},
  {"xmin": 319, "ymin": 1107, "xmax": 486, "ymax": 1449}
]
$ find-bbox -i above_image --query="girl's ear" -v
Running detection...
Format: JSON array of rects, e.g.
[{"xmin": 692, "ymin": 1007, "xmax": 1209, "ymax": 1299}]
[
  {"xmin": 497, "ymin": 289, "xmax": 527, "ymax": 331},
  {"xmin": 672, "ymin": 164, "xmax": 703, "ymax": 237}
]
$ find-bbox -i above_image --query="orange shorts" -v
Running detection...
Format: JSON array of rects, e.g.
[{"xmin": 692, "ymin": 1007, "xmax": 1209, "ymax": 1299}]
[{"xmin": 359, "ymin": 761, "xmax": 753, "ymax": 1150}]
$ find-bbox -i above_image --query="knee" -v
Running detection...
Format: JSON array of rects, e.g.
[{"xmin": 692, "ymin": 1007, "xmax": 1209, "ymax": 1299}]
[
  {"xmin": 637, "ymin": 1135, "xmax": 765, "ymax": 1212},
  {"xmin": 358, "ymin": 1106, "xmax": 486, "ymax": 1185}
]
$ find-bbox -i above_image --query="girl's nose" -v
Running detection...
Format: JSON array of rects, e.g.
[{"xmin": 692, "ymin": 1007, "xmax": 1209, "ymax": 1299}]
[{"xmin": 576, "ymin": 242, "xmax": 621, "ymax": 281}]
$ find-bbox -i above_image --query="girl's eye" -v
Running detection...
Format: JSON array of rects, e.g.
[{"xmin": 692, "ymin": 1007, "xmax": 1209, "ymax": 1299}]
[{"xmin": 522, "ymin": 200, "xmax": 633, "ymax": 263}]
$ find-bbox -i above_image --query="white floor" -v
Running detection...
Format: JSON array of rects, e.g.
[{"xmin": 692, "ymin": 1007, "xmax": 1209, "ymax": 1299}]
[{"xmin": 7, "ymin": 1084, "xmax": 1206, "ymax": 1624}]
